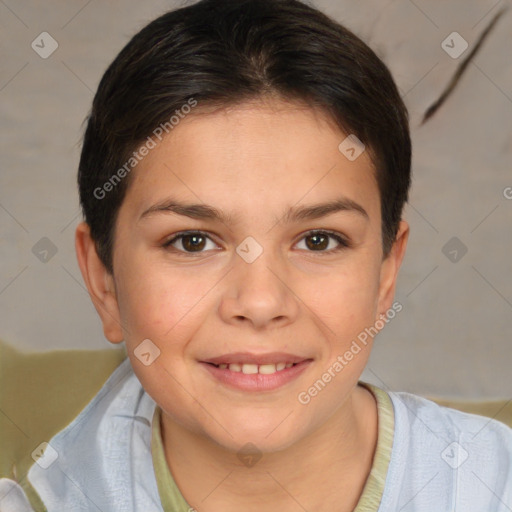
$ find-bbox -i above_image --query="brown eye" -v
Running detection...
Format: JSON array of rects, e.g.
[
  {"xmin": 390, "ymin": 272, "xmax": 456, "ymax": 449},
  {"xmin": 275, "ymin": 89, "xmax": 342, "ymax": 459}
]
[
  {"xmin": 305, "ymin": 233, "xmax": 329, "ymax": 250},
  {"xmin": 181, "ymin": 234, "xmax": 206, "ymax": 251},
  {"xmin": 164, "ymin": 231, "xmax": 217, "ymax": 253},
  {"xmin": 296, "ymin": 230, "xmax": 349, "ymax": 253}
]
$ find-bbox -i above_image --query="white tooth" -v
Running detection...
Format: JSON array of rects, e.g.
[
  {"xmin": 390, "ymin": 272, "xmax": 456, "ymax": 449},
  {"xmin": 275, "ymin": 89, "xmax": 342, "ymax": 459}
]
[
  {"xmin": 218, "ymin": 363, "xmax": 228, "ymax": 369},
  {"xmin": 259, "ymin": 364, "xmax": 277, "ymax": 374},
  {"xmin": 242, "ymin": 363, "xmax": 259, "ymax": 374},
  {"xmin": 285, "ymin": 363, "xmax": 293, "ymax": 368},
  {"xmin": 276, "ymin": 362, "xmax": 286, "ymax": 371},
  {"xmin": 229, "ymin": 363, "xmax": 242, "ymax": 372}
]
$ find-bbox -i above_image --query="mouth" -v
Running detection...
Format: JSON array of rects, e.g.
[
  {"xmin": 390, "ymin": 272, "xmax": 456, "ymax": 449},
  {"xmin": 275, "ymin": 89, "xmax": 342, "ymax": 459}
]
[{"xmin": 199, "ymin": 352, "xmax": 313, "ymax": 392}]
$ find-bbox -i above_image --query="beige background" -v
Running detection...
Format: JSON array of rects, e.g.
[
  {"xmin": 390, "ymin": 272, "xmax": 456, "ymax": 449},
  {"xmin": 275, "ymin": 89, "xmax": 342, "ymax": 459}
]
[{"xmin": 1, "ymin": 0, "xmax": 511, "ymax": 398}]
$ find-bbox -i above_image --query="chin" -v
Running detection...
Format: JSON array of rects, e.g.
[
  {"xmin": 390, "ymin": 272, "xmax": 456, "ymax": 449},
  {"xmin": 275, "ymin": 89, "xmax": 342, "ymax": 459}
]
[{"xmin": 204, "ymin": 414, "xmax": 308, "ymax": 456}]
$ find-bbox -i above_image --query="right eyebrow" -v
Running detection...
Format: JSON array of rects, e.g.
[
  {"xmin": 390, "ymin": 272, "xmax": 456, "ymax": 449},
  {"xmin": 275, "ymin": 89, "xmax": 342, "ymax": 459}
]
[{"xmin": 139, "ymin": 198, "xmax": 237, "ymax": 224}]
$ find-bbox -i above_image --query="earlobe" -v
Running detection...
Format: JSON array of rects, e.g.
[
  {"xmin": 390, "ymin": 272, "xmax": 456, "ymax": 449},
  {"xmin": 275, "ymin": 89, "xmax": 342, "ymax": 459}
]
[
  {"xmin": 75, "ymin": 222, "xmax": 124, "ymax": 344},
  {"xmin": 376, "ymin": 220, "xmax": 409, "ymax": 318}
]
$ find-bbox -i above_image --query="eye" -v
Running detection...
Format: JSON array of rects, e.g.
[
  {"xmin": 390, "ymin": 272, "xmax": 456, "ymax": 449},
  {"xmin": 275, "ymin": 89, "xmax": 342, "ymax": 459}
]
[
  {"xmin": 163, "ymin": 231, "xmax": 218, "ymax": 254},
  {"xmin": 295, "ymin": 230, "xmax": 349, "ymax": 253}
]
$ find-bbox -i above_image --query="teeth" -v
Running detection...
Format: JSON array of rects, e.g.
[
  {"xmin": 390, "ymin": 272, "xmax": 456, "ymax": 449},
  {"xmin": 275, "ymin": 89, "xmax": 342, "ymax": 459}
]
[
  {"xmin": 242, "ymin": 364, "xmax": 259, "ymax": 374},
  {"xmin": 215, "ymin": 362, "xmax": 297, "ymax": 374},
  {"xmin": 258, "ymin": 364, "xmax": 278, "ymax": 374}
]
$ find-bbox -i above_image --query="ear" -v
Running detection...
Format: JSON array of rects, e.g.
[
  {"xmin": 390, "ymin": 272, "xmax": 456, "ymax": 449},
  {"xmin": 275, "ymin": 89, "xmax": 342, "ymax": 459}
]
[
  {"xmin": 75, "ymin": 222, "xmax": 124, "ymax": 343},
  {"xmin": 376, "ymin": 220, "xmax": 409, "ymax": 318}
]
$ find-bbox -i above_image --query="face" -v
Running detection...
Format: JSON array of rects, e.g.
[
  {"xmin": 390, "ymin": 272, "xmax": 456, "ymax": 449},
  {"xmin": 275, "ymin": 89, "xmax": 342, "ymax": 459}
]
[{"xmin": 77, "ymin": 98, "xmax": 407, "ymax": 454}]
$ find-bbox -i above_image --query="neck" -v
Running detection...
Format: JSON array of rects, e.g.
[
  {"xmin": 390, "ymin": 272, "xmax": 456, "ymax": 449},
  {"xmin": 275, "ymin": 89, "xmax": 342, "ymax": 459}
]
[{"xmin": 160, "ymin": 385, "xmax": 378, "ymax": 512}]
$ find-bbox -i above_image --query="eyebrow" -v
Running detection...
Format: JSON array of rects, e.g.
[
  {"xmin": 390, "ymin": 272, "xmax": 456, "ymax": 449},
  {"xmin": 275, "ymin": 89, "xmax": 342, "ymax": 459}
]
[{"xmin": 139, "ymin": 196, "xmax": 368, "ymax": 225}]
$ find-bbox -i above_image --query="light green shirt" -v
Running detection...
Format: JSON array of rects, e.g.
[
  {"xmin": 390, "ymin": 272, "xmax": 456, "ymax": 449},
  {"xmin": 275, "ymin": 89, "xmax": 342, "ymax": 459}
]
[{"xmin": 151, "ymin": 382, "xmax": 394, "ymax": 511}]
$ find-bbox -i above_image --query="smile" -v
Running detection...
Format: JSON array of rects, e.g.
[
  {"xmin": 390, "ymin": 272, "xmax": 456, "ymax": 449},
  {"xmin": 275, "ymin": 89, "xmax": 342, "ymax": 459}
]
[{"xmin": 200, "ymin": 356, "xmax": 313, "ymax": 392}]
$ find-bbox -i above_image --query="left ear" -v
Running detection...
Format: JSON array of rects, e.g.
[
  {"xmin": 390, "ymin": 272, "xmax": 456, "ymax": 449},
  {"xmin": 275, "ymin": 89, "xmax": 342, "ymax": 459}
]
[{"xmin": 376, "ymin": 220, "xmax": 409, "ymax": 317}]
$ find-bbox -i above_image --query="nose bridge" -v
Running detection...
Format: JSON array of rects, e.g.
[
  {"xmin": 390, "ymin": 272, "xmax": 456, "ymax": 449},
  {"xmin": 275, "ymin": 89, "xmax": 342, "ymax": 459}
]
[
  {"xmin": 219, "ymin": 237, "xmax": 299, "ymax": 328},
  {"xmin": 239, "ymin": 245, "xmax": 281, "ymax": 293}
]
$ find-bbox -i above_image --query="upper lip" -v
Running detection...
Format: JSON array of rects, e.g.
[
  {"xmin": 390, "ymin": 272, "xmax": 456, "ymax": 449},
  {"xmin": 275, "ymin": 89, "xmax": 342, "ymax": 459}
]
[{"xmin": 202, "ymin": 352, "xmax": 312, "ymax": 365}]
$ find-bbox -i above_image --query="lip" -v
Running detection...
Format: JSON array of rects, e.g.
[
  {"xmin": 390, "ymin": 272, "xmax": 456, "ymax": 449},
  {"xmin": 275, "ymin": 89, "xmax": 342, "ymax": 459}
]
[
  {"xmin": 199, "ymin": 357, "xmax": 313, "ymax": 392},
  {"xmin": 202, "ymin": 352, "xmax": 309, "ymax": 365}
]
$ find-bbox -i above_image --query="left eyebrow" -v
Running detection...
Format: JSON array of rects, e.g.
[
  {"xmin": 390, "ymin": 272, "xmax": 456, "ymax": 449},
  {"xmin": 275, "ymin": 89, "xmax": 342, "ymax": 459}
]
[
  {"xmin": 138, "ymin": 196, "xmax": 368, "ymax": 224},
  {"xmin": 280, "ymin": 197, "xmax": 369, "ymax": 224}
]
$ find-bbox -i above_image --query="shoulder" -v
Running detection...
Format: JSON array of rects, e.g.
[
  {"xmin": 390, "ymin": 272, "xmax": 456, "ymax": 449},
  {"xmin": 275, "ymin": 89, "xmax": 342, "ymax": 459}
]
[
  {"xmin": 379, "ymin": 389, "xmax": 512, "ymax": 511},
  {"xmin": 389, "ymin": 389, "xmax": 512, "ymax": 450},
  {"xmin": 24, "ymin": 358, "xmax": 162, "ymax": 511},
  {"xmin": 390, "ymin": 388, "xmax": 511, "ymax": 428}
]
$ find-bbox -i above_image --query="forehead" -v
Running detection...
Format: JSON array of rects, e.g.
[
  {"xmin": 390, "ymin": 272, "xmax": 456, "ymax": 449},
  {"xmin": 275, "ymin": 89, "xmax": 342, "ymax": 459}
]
[{"xmin": 121, "ymin": 98, "xmax": 380, "ymax": 223}]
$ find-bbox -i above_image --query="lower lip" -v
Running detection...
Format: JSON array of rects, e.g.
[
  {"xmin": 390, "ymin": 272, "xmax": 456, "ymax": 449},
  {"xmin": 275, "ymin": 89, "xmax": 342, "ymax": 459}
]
[{"xmin": 199, "ymin": 360, "xmax": 312, "ymax": 392}]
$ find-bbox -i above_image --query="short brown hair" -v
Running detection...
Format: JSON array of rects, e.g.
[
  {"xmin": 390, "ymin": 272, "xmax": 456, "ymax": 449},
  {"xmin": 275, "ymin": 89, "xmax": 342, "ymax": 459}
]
[{"xmin": 78, "ymin": 0, "xmax": 411, "ymax": 273}]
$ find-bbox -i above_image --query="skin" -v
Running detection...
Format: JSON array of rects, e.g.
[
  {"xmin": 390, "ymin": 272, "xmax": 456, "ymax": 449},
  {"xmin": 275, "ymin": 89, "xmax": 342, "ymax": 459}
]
[{"xmin": 76, "ymin": 97, "xmax": 409, "ymax": 511}]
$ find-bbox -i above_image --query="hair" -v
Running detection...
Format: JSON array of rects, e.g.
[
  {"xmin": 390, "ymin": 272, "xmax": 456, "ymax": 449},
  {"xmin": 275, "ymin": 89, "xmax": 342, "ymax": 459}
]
[{"xmin": 78, "ymin": 0, "xmax": 411, "ymax": 274}]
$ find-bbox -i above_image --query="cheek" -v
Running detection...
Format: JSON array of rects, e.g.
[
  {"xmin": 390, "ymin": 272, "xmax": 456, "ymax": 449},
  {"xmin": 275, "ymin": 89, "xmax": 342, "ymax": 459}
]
[
  {"xmin": 114, "ymin": 260, "xmax": 212, "ymax": 342},
  {"xmin": 309, "ymin": 260, "xmax": 381, "ymax": 337}
]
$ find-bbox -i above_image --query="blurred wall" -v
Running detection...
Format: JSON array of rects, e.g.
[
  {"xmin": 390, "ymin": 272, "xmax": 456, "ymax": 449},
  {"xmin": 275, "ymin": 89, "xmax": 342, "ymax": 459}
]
[{"xmin": 1, "ymin": 0, "xmax": 511, "ymax": 398}]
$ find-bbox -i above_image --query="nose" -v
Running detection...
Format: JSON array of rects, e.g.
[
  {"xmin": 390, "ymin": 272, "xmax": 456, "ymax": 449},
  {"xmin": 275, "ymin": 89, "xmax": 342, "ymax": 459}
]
[{"xmin": 218, "ymin": 246, "xmax": 300, "ymax": 330}]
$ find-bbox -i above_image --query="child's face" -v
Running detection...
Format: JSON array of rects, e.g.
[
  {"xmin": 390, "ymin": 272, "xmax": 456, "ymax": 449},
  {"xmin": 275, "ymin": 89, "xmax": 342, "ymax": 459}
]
[{"xmin": 82, "ymin": 98, "xmax": 407, "ymax": 452}]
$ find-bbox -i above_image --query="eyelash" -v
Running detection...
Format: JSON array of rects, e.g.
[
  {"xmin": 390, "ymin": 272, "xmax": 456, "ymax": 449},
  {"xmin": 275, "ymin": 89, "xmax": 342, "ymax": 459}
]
[{"xmin": 162, "ymin": 229, "xmax": 350, "ymax": 255}]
